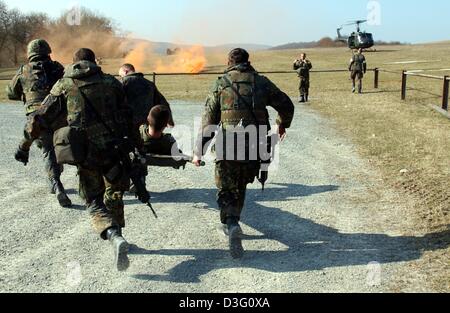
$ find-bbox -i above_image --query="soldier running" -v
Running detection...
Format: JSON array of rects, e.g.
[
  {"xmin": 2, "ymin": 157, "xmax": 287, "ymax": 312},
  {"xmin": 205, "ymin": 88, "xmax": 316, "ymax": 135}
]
[
  {"xmin": 193, "ymin": 48, "xmax": 295, "ymax": 259},
  {"xmin": 7, "ymin": 39, "xmax": 71, "ymax": 208}
]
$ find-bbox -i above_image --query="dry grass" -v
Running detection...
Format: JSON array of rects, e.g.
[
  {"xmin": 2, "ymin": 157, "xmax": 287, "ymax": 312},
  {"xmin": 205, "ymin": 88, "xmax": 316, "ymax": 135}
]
[{"xmin": 1, "ymin": 43, "xmax": 449, "ymax": 290}]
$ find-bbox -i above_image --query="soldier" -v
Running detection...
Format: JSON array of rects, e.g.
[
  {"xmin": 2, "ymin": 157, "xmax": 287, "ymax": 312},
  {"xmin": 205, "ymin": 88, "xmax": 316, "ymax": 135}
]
[
  {"xmin": 27, "ymin": 48, "xmax": 138, "ymax": 271},
  {"xmin": 7, "ymin": 39, "xmax": 72, "ymax": 208},
  {"xmin": 293, "ymin": 53, "xmax": 313, "ymax": 103},
  {"xmin": 349, "ymin": 48, "xmax": 367, "ymax": 94},
  {"xmin": 192, "ymin": 48, "xmax": 295, "ymax": 259},
  {"xmin": 119, "ymin": 63, "xmax": 175, "ymax": 192},
  {"xmin": 118, "ymin": 63, "xmax": 174, "ymax": 129},
  {"xmin": 140, "ymin": 105, "xmax": 181, "ymax": 156}
]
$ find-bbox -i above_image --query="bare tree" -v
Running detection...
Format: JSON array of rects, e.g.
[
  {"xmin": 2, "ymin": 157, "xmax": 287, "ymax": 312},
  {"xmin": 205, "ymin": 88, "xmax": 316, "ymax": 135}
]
[{"xmin": 0, "ymin": 3, "xmax": 123, "ymax": 67}]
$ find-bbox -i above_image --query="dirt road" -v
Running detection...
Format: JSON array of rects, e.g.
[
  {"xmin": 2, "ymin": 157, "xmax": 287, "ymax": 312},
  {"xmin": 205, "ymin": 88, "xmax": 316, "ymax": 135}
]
[{"xmin": 0, "ymin": 102, "xmax": 447, "ymax": 292}]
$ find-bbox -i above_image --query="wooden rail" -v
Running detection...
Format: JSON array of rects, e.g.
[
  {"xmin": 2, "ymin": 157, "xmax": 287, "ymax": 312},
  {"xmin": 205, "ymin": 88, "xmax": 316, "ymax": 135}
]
[{"xmin": 400, "ymin": 70, "xmax": 450, "ymax": 110}]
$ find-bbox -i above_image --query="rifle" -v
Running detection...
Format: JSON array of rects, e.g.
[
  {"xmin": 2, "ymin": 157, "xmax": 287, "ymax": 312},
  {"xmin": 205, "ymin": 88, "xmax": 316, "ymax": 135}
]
[
  {"xmin": 75, "ymin": 82, "xmax": 158, "ymax": 219},
  {"xmin": 144, "ymin": 153, "xmax": 206, "ymax": 169}
]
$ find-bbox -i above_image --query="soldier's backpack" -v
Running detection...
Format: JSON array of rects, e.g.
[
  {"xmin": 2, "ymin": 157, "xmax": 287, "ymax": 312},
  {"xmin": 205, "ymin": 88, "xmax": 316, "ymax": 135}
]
[
  {"xmin": 352, "ymin": 55, "xmax": 365, "ymax": 72},
  {"xmin": 53, "ymin": 126, "xmax": 87, "ymax": 166},
  {"xmin": 21, "ymin": 61, "xmax": 56, "ymax": 108}
]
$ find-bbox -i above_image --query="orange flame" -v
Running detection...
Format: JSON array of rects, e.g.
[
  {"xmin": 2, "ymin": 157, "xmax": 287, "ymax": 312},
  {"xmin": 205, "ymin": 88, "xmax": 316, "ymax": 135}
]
[
  {"xmin": 123, "ymin": 42, "xmax": 152, "ymax": 72},
  {"xmin": 155, "ymin": 45, "xmax": 207, "ymax": 73}
]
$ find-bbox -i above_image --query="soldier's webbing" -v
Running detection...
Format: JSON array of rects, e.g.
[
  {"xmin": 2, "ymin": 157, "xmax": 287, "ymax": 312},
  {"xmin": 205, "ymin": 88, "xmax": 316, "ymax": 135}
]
[
  {"xmin": 221, "ymin": 74, "xmax": 270, "ymax": 190},
  {"xmin": 73, "ymin": 79, "xmax": 116, "ymax": 137},
  {"xmin": 222, "ymin": 74, "xmax": 261, "ymax": 127}
]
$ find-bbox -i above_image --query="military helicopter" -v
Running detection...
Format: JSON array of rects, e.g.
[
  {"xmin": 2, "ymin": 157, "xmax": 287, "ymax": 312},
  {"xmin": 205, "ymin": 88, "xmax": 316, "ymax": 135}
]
[{"xmin": 337, "ymin": 20, "xmax": 375, "ymax": 50}]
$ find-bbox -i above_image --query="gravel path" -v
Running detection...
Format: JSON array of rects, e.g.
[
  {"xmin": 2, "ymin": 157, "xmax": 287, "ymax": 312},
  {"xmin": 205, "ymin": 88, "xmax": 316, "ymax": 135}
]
[{"xmin": 0, "ymin": 101, "xmax": 441, "ymax": 292}]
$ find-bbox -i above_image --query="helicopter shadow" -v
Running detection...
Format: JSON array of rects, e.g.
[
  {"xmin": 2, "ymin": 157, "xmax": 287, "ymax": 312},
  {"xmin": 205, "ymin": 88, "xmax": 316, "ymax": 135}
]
[{"xmin": 127, "ymin": 184, "xmax": 450, "ymax": 284}]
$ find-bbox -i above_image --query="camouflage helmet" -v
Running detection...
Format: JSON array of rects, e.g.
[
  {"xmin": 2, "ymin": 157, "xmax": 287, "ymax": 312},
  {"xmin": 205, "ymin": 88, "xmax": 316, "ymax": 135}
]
[{"xmin": 27, "ymin": 39, "xmax": 52, "ymax": 59}]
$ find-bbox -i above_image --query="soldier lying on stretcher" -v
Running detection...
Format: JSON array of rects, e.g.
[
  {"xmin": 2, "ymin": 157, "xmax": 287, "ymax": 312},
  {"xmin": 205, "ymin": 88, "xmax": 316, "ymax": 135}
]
[{"xmin": 139, "ymin": 105, "xmax": 202, "ymax": 169}]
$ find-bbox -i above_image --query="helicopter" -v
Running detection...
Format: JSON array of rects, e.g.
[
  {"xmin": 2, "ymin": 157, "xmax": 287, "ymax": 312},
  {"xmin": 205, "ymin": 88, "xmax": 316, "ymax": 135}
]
[{"xmin": 337, "ymin": 20, "xmax": 375, "ymax": 50}]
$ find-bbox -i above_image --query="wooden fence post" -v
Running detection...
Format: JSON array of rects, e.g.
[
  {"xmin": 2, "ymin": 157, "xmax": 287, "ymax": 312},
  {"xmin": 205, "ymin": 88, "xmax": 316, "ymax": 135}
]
[
  {"xmin": 442, "ymin": 76, "xmax": 449, "ymax": 111},
  {"xmin": 153, "ymin": 72, "xmax": 156, "ymax": 84},
  {"xmin": 374, "ymin": 68, "xmax": 379, "ymax": 89},
  {"xmin": 401, "ymin": 70, "xmax": 407, "ymax": 100}
]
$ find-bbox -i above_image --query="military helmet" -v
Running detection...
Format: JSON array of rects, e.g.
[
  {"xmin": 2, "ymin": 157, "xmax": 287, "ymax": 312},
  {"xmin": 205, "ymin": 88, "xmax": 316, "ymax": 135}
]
[{"xmin": 27, "ymin": 39, "xmax": 52, "ymax": 59}]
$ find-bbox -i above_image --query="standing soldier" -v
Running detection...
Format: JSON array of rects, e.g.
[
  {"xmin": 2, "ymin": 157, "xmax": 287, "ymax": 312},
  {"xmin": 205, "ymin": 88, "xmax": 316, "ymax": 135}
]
[
  {"xmin": 192, "ymin": 48, "xmax": 295, "ymax": 259},
  {"xmin": 293, "ymin": 53, "xmax": 313, "ymax": 103},
  {"xmin": 118, "ymin": 63, "xmax": 175, "ymax": 192},
  {"xmin": 7, "ymin": 39, "xmax": 71, "ymax": 208},
  {"xmin": 349, "ymin": 48, "xmax": 367, "ymax": 93},
  {"xmin": 27, "ymin": 49, "xmax": 139, "ymax": 271}
]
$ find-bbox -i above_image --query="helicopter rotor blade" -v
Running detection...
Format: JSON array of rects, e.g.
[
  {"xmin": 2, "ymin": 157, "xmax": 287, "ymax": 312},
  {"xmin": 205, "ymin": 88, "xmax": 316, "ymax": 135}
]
[{"xmin": 345, "ymin": 19, "xmax": 368, "ymax": 25}]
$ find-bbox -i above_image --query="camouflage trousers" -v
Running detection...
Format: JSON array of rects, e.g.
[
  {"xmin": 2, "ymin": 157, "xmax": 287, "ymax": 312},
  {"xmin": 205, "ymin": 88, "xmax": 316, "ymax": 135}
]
[
  {"xmin": 351, "ymin": 71, "xmax": 364, "ymax": 92},
  {"xmin": 299, "ymin": 77, "xmax": 310, "ymax": 97},
  {"xmin": 78, "ymin": 166, "xmax": 130, "ymax": 239},
  {"xmin": 215, "ymin": 161, "xmax": 260, "ymax": 224},
  {"xmin": 20, "ymin": 118, "xmax": 62, "ymax": 181}
]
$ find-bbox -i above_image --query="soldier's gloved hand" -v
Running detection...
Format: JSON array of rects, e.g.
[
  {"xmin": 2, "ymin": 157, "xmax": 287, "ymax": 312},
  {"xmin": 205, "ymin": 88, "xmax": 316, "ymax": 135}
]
[
  {"xmin": 138, "ymin": 190, "xmax": 150, "ymax": 204},
  {"xmin": 192, "ymin": 154, "xmax": 203, "ymax": 167},
  {"xmin": 133, "ymin": 149, "xmax": 147, "ymax": 165},
  {"xmin": 15, "ymin": 147, "xmax": 29, "ymax": 166}
]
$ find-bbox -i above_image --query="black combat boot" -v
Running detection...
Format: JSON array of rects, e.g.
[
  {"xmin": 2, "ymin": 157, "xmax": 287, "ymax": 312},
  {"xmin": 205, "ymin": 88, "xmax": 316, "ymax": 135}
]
[
  {"xmin": 299, "ymin": 95, "xmax": 305, "ymax": 103},
  {"xmin": 51, "ymin": 178, "xmax": 72, "ymax": 208},
  {"xmin": 305, "ymin": 94, "xmax": 309, "ymax": 102},
  {"xmin": 106, "ymin": 227, "xmax": 130, "ymax": 272},
  {"xmin": 14, "ymin": 147, "xmax": 29, "ymax": 166},
  {"xmin": 226, "ymin": 217, "xmax": 244, "ymax": 259}
]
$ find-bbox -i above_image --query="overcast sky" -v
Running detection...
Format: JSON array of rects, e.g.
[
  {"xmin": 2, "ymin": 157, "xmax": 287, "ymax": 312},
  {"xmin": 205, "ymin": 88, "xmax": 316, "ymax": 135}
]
[{"xmin": 3, "ymin": 0, "xmax": 449, "ymax": 46}]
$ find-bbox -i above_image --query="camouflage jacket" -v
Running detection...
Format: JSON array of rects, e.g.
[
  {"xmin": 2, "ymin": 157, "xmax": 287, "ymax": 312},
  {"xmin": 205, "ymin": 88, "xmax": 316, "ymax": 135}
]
[
  {"xmin": 120, "ymin": 73, "xmax": 173, "ymax": 128},
  {"xmin": 196, "ymin": 63, "xmax": 295, "ymax": 159},
  {"xmin": 139, "ymin": 124, "xmax": 180, "ymax": 156},
  {"xmin": 7, "ymin": 56, "xmax": 64, "ymax": 114},
  {"xmin": 293, "ymin": 60, "xmax": 313, "ymax": 79},
  {"xmin": 31, "ymin": 61, "xmax": 135, "ymax": 153},
  {"xmin": 349, "ymin": 54, "xmax": 367, "ymax": 73}
]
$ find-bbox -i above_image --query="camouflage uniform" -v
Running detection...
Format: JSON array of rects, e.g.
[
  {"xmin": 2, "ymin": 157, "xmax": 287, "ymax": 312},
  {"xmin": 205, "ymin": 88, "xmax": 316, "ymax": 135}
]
[
  {"xmin": 7, "ymin": 40, "xmax": 65, "ymax": 184},
  {"xmin": 121, "ymin": 73, "xmax": 174, "ymax": 189},
  {"xmin": 29, "ymin": 60, "xmax": 133, "ymax": 238},
  {"xmin": 293, "ymin": 59, "xmax": 313, "ymax": 101},
  {"xmin": 120, "ymin": 72, "xmax": 173, "ymax": 128},
  {"xmin": 197, "ymin": 62, "xmax": 295, "ymax": 225},
  {"xmin": 349, "ymin": 52, "xmax": 367, "ymax": 93}
]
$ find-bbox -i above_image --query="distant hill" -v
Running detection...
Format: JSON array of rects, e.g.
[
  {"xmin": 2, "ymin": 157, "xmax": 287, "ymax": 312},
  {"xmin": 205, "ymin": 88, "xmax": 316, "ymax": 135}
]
[
  {"xmin": 123, "ymin": 38, "xmax": 272, "ymax": 54},
  {"xmin": 208, "ymin": 43, "xmax": 273, "ymax": 52}
]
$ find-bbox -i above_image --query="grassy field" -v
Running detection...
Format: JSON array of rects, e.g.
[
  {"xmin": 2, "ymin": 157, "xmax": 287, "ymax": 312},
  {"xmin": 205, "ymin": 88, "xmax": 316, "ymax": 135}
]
[{"xmin": 1, "ymin": 43, "xmax": 449, "ymax": 289}]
